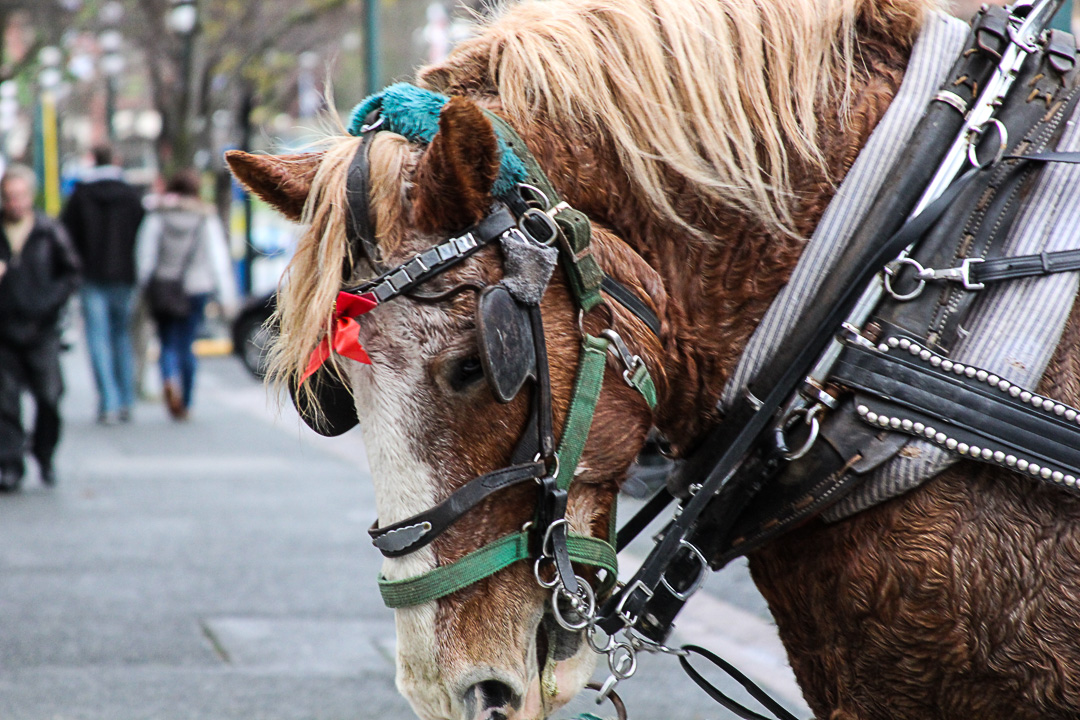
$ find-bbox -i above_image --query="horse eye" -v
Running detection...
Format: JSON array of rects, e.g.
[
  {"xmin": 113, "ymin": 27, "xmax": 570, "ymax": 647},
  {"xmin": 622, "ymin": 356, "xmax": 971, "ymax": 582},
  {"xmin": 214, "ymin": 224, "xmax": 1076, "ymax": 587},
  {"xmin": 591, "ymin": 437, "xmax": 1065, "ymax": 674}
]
[{"xmin": 449, "ymin": 356, "xmax": 485, "ymax": 391}]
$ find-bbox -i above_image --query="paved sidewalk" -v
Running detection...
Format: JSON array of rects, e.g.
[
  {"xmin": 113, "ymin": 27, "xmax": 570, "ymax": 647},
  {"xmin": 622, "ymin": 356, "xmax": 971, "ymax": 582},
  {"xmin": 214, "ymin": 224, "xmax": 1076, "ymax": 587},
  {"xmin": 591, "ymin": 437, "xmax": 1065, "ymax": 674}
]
[{"xmin": 0, "ymin": 340, "xmax": 808, "ymax": 720}]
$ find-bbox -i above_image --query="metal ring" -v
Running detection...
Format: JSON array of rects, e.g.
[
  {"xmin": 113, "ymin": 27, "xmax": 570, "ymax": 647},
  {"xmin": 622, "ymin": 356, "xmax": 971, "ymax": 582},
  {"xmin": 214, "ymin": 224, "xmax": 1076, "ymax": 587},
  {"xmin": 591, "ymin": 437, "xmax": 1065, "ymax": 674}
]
[
  {"xmin": 360, "ymin": 115, "xmax": 385, "ymax": 133},
  {"xmin": 967, "ymin": 118, "xmax": 1008, "ymax": 167},
  {"xmin": 607, "ymin": 642, "xmax": 637, "ymax": 680},
  {"xmin": 551, "ymin": 576, "xmax": 595, "ymax": 631},
  {"xmin": 659, "ymin": 540, "xmax": 709, "ymax": 601},
  {"xmin": 884, "ymin": 257, "xmax": 927, "ymax": 301},
  {"xmin": 586, "ymin": 624, "xmax": 615, "ymax": 654},
  {"xmin": 534, "ymin": 557, "xmax": 560, "ymax": 590},
  {"xmin": 778, "ymin": 404, "xmax": 823, "ymax": 461},
  {"xmin": 541, "ymin": 517, "xmax": 570, "ymax": 560},
  {"xmin": 517, "ymin": 183, "xmax": 550, "ymax": 210}
]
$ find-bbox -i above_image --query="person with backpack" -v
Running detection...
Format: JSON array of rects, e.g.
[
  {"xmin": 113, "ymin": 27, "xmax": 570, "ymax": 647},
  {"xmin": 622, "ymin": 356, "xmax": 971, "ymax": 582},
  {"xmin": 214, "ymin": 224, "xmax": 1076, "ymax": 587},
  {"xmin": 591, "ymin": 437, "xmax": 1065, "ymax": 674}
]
[
  {"xmin": 136, "ymin": 169, "xmax": 235, "ymax": 420},
  {"xmin": 61, "ymin": 145, "xmax": 145, "ymax": 424}
]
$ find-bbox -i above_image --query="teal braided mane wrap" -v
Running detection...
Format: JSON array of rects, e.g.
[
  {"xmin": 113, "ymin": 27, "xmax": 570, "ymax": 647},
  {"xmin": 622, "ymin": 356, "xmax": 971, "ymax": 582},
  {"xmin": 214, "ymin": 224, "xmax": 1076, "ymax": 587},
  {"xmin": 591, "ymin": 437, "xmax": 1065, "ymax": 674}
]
[{"xmin": 348, "ymin": 82, "xmax": 527, "ymax": 199}]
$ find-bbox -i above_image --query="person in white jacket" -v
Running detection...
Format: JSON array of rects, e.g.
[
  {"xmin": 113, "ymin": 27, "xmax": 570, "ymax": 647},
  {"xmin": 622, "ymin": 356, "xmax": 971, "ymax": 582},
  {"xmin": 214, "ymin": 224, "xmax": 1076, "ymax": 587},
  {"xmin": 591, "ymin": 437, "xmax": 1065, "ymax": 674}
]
[{"xmin": 136, "ymin": 169, "xmax": 236, "ymax": 420}]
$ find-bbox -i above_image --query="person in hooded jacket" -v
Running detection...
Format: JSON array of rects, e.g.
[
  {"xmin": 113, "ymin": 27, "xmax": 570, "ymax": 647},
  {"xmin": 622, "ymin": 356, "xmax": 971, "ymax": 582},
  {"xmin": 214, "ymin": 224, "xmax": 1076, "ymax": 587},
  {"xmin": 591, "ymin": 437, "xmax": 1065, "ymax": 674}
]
[
  {"xmin": 136, "ymin": 169, "xmax": 236, "ymax": 420},
  {"xmin": 61, "ymin": 145, "xmax": 145, "ymax": 424},
  {"xmin": 0, "ymin": 165, "xmax": 81, "ymax": 492}
]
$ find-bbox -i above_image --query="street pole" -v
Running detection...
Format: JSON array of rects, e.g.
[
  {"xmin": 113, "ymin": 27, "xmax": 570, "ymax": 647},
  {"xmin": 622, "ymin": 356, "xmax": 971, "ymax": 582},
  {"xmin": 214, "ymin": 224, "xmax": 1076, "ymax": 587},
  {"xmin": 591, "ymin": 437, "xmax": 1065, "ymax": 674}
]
[
  {"xmin": 240, "ymin": 87, "xmax": 254, "ymax": 297},
  {"xmin": 365, "ymin": 0, "xmax": 379, "ymax": 94}
]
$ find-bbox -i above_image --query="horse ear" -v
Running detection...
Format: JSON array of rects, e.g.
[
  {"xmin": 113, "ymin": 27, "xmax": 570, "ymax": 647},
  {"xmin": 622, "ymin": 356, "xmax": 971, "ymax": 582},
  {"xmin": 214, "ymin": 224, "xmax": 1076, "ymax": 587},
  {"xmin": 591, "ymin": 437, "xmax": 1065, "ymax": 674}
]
[
  {"xmin": 224, "ymin": 150, "xmax": 322, "ymax": 222},
  {"xmin": 412, "ymin": 96, "xmax": 500, "ymax": 233}
]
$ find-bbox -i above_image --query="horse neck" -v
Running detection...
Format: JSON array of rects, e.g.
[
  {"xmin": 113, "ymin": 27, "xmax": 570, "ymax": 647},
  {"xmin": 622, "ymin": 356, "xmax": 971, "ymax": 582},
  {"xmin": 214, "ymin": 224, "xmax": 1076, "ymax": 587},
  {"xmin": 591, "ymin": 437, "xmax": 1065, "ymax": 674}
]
[{"xmin": 506, "ymin": 31, "xmax": 911, "ymax": 452}]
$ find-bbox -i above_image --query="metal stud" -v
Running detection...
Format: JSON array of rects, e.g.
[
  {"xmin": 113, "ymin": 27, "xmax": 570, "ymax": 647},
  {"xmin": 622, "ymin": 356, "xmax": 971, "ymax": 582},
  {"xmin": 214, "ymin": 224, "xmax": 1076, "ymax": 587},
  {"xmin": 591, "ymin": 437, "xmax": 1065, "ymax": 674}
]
[
  {"xmin": 878, "ymin": 344, "xmax": 890, "ymax": 352},
  {"xmin": 888, "ymin": 337, "xmax": 900, "ymax": 348},
  {"xmin": 1017, "ymin": 459, "xmax": 1029, "ymax": 471},
  {"xmin": 899, "ymin": 338, "xmax": 911, "ymax": 349},
  {"xmin": 1052, "ymin": 471, "xmax": 1064, "ymax": 483},
  {"xmin": 969, "ymin": 445, "xmax": 981, "ymax": 457},
  {"xmin": 1029, "ymin": 463, "xmax": 1041, "ymax": 476},
  {"xmin": 914, "ymin": 423, "xmax": 926, "ymax": 434},
  {"xmin": 1067, "ymin": 410, "xmax": 1078, "ymax": 421},
  {"xmin": 981, "ymin": 448, "xmax": 993, "ymax": 460},
  {"xmin": 866, "ymin": 412, "xmax": 878, "ymax": 423},
  {"xmin": 988, "ymin": 375, "xmax": 1000, "ymax": 386},
  {"xmin": 931, "ymin": 356, "xmax": 943, "ymax": 367},
  {"xmin": 935, "ymin": 432, "xmax": 947, "ymax": 443},
  {"xmin": 1020, "ymin": 391, "xmax": 1033, "ymax": 403},
  {"xmin": 890, "ymin": 418, "xmax": 902, "ymax": 429},
  {"xmin": 958, "ymin": 443, "xmax": 970, "ymax": 455},
  {"xmin": 998, "ymin": 380, "xmax": 1011, "ymax": 392},
  {"xmin": 901, "ymin": 419, "xmax": 913, "ymax": 431},
  {"xmin": 993, "ymin": 451, "xmax": 1005, "ymax": 463},
  {"xmin": 1055, "ymin": 404, "xmax": 1067, "ymax": 416},
  {"xmin": 965, "ymin": 367, "xmax": 977, "ymax": 378},
  {"xmin": 976, "ymin": 370, "xmax": 988, "ymax": 382},
  {"xmin": 942, "ymin": 360, "xmax": 955, "ymax": 372},
  {"xmin": 924, "ymin": 427, "xmax": 937, "ymax": 438},
  {"xmin": 857, "ymin": 405, "xmax": 869, "ymax": 416},
  {"xmin": 946, "ymin": 438, "xmax": 958, "ymax": 450},
  {"xmin": 1067, "ymin": 475, "xmax": 1077, "ymax": 486},
  {"xmin": 1009, "ymin": 386, "xmax": 1022, "ymax": 398},
  {"xmin": 1006, "ymin": 455, "xmax": 1017, "ymax": 467}
]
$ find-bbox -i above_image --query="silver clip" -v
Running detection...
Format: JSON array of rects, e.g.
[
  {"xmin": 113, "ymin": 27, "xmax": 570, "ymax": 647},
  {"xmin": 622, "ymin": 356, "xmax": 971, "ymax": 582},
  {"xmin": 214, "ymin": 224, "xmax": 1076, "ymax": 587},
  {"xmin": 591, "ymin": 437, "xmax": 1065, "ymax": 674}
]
[
  {"xmin": 600, "ymin": 329, "xmax": 645, "ymax": 387},
  {"xmin": 918, "ymin": 257, "xmax": 986, "ymax": 291}
]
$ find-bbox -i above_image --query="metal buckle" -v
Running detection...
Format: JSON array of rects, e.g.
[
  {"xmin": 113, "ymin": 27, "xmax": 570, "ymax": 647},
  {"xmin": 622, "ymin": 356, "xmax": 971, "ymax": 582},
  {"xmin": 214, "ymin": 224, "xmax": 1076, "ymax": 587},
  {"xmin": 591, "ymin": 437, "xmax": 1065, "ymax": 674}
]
[
  {"xmin": 614, "ymin": 580, "xmax": 653, "ymax": 628},
  {"xmin": 659, "ymin": 540, "xmax": 709, "ymax": 601},
  {"xmin": 518, "ymin": 208, "xmax": 560, "ymax": 246}
]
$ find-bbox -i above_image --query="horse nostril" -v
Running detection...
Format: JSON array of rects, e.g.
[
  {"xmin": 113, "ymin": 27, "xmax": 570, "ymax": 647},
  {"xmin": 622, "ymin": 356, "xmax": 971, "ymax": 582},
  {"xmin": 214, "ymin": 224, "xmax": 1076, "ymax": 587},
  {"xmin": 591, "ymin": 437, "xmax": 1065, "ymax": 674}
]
[{"xmin": 463, "ymin": 679, "xmax": 520, "ymax": 720}]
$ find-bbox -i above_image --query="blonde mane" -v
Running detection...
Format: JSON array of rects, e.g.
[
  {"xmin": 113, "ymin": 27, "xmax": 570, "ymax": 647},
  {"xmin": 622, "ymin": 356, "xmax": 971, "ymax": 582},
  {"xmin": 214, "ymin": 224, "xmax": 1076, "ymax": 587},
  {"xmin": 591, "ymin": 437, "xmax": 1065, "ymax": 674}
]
[
  {"xmin": 270, "ymin": 0, "xmax": 942, "ymax": 401},
  {"xmin": 267, "ymin": 133, "xmax": 415, "ymax": 409},
  {"xmin": 421, "ymin": 0, "xmax": 940, "ymax": 234}
]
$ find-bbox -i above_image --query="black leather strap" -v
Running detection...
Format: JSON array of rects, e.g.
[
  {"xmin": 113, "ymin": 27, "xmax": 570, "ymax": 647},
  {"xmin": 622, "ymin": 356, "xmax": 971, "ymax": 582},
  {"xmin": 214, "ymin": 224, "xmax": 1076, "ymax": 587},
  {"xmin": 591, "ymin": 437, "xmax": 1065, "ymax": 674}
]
[
  {"xmin": 345, "ymin": 116, "xmax": 382, "ymax": 270},
  {"xmin": 973, "ymin": 247, "xmax": 1080, "ymax": 283},
  {"xmin": 346, "ymin": 206, "xmax": 518, "ymax": 301},
  {"xmin": 369, "ymin": 461, "xmax": 547, "ymax": 556},
  {"xmin": 602, "ymin": 275, "xmax": 662, "ymax": 339},
  {"xmin": 833, "ymin": 342, "xmax": 1080, "ymax": 477},
  {"xmin": 679, "ymin": 645, "xmax": 800, "ymax": 720}
]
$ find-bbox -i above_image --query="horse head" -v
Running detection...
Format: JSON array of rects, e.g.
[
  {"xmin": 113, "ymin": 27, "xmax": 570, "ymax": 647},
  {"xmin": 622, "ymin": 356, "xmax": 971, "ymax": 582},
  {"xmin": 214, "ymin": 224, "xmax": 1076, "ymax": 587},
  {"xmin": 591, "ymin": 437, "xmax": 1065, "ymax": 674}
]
[{"xmin": 226, "ymin": 93, "xmax": 667, "ymax": 720}]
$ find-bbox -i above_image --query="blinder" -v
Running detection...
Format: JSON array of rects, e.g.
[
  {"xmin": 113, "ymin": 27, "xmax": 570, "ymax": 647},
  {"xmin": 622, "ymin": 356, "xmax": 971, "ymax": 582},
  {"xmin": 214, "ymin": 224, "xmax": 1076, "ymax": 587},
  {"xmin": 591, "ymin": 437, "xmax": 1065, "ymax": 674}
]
[
  {"xmin": 476, "ymin": 284, "xmax": 537, "ymax": 403},
  {"xmin": 290, "ymin": 365, "xmax": 360, "ymax": 437}
]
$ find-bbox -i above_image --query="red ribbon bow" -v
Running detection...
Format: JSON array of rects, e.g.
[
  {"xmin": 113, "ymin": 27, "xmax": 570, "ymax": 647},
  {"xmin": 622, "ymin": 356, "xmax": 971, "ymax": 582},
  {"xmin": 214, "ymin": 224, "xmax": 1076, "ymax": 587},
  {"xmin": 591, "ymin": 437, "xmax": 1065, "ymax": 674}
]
[{"xmin": 300, "ymin": 291, "xmax": 378, "ymax": 383}]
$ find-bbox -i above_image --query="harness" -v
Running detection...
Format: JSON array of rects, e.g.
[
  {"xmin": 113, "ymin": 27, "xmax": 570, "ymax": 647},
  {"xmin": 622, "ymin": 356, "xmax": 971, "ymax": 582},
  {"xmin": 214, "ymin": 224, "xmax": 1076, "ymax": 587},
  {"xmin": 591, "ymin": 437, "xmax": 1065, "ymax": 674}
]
[
  {"xmin": 295, "ymin": 91, "xmax": 661, "ymax": 627},
  {"xmin": 294, "ymin": 2, "xmax": 1080, "ymax": 718}
]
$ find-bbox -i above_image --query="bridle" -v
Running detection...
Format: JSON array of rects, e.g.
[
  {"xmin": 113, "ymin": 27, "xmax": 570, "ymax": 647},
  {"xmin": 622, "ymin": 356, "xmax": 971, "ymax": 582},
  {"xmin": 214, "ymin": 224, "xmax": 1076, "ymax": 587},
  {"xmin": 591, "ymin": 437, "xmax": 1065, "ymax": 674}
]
[{"xmin": 295, "ymin": 92, "xmax": 662, "ymax": 645}]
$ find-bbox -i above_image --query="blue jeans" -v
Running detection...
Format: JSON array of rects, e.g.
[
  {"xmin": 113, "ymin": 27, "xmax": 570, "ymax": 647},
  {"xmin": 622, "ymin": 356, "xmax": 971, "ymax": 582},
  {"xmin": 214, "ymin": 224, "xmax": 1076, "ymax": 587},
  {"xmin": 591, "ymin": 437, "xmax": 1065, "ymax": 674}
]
[
  {"xmin": 156, "ymin": 294, "xmax": 208, "ymax": 409},
  {"xmin": 81, "ymin": 283, "xmax": 137, "ymax": 415}
]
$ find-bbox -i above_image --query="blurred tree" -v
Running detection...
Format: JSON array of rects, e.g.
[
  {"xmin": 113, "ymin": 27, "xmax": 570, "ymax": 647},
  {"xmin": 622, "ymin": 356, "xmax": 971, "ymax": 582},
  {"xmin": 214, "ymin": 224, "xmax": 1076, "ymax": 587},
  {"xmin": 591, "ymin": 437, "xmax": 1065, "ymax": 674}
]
[
  {"xmin": 0, "ymin": 0, "xmax": 81, "ymax": 82},
  {"xmin": 79, "ymin": 0, "xmax": 357, "ymax": 173}
]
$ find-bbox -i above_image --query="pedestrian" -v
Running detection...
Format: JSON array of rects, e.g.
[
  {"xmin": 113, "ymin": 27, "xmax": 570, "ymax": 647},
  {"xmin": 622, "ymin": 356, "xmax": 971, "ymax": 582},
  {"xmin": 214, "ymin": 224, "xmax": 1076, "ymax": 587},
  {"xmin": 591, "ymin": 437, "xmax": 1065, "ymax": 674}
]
[
  {"xmin": 61, "ymin": 145, "xmax": 145, "ymax": 425},
  {"xmin": 136, "ymin": 169, "xmax": 236, "ymax": 420},
  {"xmin": 0, "ymin": 165, "xmax": 81, "ymax": 492}
]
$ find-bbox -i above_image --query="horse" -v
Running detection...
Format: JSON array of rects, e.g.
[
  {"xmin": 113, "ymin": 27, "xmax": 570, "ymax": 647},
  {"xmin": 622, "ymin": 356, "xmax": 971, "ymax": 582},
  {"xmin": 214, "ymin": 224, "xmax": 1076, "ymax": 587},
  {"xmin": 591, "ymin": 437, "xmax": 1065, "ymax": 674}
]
[{"xmin": 225, "ymin": 1, "xmax": 1080, "ymax": 718}]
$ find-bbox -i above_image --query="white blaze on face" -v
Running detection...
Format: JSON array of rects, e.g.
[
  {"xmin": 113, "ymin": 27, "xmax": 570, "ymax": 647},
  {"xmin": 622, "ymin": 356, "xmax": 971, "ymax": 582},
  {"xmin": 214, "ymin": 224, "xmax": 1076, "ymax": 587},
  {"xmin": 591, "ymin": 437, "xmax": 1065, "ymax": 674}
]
[{"xmin": 347, "ymin": 329, "xmax": 453, "ymax": 720}]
